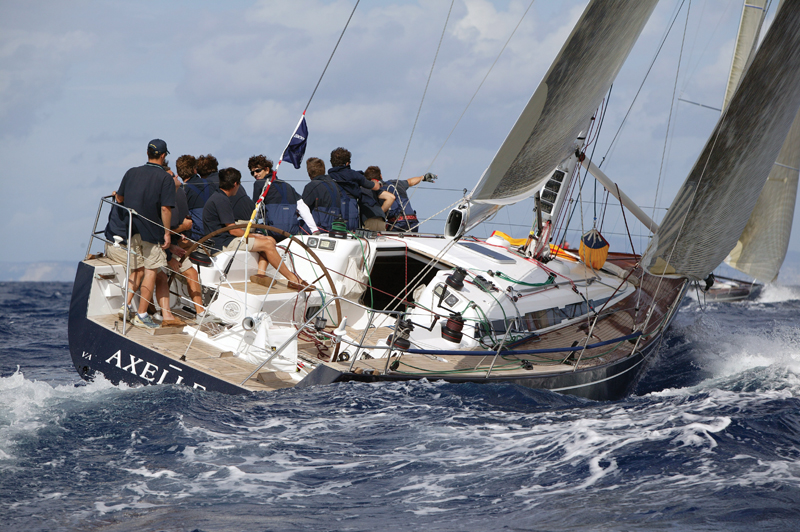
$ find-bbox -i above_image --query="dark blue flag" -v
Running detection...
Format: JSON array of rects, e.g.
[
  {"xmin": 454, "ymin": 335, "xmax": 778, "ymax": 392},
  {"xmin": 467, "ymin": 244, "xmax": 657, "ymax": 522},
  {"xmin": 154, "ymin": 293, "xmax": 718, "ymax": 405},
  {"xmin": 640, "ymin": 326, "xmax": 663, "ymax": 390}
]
[{"xmin": 282, "ymin": 116, "xmax": 308, "ymax": 169}]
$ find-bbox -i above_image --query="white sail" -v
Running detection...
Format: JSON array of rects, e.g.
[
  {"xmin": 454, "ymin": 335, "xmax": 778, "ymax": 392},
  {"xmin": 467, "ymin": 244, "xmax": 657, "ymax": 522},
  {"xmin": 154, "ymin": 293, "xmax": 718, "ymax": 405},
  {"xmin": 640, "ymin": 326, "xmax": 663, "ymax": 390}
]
[
  {"xmin": 722, "ymin": 0, "xmax": 800, "ymax": 283},
  {"xmin": 725, "ymin": 115, "xmax": 800, "ymax": 282},
  {"xmin": 470, "ymin": 0, "xmax": 659, "ymax": 205},
  {"xmin": 722, "ymin": 0, "xmax": 768, "ymax": 110},
  {"xmin": 644, "ymin": 0, "xmax": 800, "ymax": 280}
]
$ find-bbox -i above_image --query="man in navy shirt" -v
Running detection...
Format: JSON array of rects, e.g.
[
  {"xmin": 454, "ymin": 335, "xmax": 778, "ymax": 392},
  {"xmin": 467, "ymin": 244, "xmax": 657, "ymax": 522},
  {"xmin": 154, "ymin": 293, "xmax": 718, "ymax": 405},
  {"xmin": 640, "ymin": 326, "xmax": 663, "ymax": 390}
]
[
  {"xmin": 302, "ymin": 157, "xmax": 359, "ymax": 230},
  {"xmin": 197, "ymin": 154, "xmax": 220, "ymax": 191},
  {"xmin": 365, "ymin": 166, "xmax": 437, "ymax": 232},
  {"xmin": 203, "ymin": 168, "xmax": 310, "ymax": 291},
  {"xmin": 163, "ymin": 168, "xmax": 205, "ymax": 319},
  {"xmin": 177, "ymin": 155, "xmax": 213, "ymax": 243},
  {"xmin": 115, "ymin": 139, "xmax": 176, "ymax": 328},
  {"xmin": 328, "ymin": 147, "xmax": 389, "ymax": 231},
  {"xmin": 249, "ymin": 154, "xmax": 318, "ymax": 238}
]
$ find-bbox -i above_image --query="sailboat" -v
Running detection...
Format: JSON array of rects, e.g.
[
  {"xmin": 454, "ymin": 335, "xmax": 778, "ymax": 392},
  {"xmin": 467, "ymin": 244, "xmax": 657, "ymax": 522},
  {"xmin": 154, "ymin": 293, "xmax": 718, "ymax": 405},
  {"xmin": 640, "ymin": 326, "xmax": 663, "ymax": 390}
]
[
  {"xmin": 68, "ymin": 0, "xmax": 800, "ymax": 401},
  {"xmin": 698, "ymin": 0, "xmax": 800, "ymax": 302}
]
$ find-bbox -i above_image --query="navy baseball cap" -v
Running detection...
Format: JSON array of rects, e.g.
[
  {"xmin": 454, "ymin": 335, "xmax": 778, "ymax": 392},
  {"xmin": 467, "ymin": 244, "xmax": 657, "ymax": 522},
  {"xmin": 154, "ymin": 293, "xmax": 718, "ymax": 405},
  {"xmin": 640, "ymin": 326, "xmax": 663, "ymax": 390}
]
[{"xmin": 148, "ymin": 139, "xmax": 169, "ymax": 155}]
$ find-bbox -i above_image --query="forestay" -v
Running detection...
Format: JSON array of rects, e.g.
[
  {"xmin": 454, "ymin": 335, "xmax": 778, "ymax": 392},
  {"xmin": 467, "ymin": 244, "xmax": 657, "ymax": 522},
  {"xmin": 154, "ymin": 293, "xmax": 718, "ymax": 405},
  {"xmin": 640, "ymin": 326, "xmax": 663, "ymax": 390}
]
[
  {"xmin": 469, "ymin": 0, "xmax": 658, "ymax": 205},
  {"xmin": 644, "ymin": 1, "xmax": 800, "ymax": 280}
]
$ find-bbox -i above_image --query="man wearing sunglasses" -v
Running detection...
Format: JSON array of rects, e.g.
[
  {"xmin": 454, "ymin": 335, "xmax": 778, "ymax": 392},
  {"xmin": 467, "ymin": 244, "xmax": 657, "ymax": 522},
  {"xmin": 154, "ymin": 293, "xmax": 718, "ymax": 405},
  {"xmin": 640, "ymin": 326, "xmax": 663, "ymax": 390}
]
[{"xmin": 249, "ymin": 154, "xmax": 318, "ymax": 239}]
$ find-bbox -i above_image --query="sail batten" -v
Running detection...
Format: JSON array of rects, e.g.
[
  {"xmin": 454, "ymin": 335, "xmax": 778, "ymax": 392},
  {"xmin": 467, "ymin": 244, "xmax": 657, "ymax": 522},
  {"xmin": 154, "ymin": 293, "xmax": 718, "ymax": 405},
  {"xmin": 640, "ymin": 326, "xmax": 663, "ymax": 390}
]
[
  {"xmin": 644, "ymin": 1, "xmax": 800, "ymax": 281},
  {"xmin": 470, "ymin": 0, "xmax": 659, "ymax": 204}
]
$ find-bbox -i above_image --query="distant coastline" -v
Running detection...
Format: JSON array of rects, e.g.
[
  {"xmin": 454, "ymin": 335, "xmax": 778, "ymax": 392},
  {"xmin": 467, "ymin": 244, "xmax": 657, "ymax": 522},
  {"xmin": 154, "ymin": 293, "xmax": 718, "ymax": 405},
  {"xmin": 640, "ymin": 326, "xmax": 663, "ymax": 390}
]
[{"xmin": 0, "ymin": 262, "xmax": 77, "ymax": 282}]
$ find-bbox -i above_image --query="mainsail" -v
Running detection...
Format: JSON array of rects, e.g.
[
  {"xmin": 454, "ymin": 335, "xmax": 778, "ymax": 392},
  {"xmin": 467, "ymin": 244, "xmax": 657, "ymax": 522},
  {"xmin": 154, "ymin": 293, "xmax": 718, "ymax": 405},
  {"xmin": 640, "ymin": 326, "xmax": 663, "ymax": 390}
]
[
  {"xmin": 469, "ymin": 0, "xmax": 659, "ymax": 205},
  {"xmin": 723, "ymin": 0, "xmax": 800, "ymax": 283},
  {"xmin": 644, "ymin": 0, "xmax": 800, "ymax": 281}
]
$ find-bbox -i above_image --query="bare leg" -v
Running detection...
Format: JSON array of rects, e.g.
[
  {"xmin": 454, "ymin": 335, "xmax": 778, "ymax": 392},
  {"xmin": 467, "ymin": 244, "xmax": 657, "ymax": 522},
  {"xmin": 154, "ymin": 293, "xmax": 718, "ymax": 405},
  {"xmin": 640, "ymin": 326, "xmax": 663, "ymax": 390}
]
[
  {"xmin": 138, "ymin": 268, "xmax": 157, "ymax": 315},
  {"xmin": 169, "ymin": 259, "xmax": 204, "ymax": 314},
  {"xmin": 257, "ymin": 254, "xmax": 269, "ymax": 276},
  {"xmin": 126, "ymin": 268, "xmax": 144, "ymax": 307},
  {"xmin": 252, "ymin": 236, "xmax": 299, "ymax": 283},
  {"xmin": 184, "ymin": 268, "xmax": 204, "ymax": 314},
  {"xmin": 155, "ymin": 271, "xmax": 175, "ymax": 320}
]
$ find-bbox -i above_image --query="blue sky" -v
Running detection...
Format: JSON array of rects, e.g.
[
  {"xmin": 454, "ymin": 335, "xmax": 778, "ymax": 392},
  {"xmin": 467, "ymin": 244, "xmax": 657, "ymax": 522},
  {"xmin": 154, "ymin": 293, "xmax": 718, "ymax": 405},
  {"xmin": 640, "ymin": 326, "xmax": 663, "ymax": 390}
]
[{"xmin": 1, "ymin": 0, "xmax": 795, "ymax": 279}]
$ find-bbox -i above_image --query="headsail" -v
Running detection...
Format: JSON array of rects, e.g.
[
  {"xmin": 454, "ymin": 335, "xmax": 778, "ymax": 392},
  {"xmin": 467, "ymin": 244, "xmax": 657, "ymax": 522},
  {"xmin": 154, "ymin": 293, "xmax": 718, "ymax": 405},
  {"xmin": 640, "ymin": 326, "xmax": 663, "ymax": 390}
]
[
  {"xmin": 722, "ymin": 0, "xmax": 800, "ymax": 283},
  {"xmin": 470, "ymin": 0, "xmax": 659, "ymax": 205},
  {"xmin": 644, "ymin": 0, "xmax": 800, "ymax": 280}
]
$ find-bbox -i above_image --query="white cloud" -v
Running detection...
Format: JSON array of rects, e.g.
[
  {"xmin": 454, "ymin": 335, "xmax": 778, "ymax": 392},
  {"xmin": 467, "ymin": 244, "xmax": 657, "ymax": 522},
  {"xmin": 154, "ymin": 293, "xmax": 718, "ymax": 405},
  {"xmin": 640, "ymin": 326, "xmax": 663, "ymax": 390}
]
[{"xmin": 0, "ymin": 29, "xmax": 94, "ymax": 136}]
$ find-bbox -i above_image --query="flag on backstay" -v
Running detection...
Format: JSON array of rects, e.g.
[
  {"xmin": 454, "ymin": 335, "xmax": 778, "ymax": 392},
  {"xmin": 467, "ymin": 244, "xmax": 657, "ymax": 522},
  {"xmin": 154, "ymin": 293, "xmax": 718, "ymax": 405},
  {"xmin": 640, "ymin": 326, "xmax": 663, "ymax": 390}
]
[
  {"xmin": 282, "ymin": 116, "xmax": 308, "ymax": 169},
  {"xmin": 579, "ymin": 228, "xmax": 609, "ymax": 269}
]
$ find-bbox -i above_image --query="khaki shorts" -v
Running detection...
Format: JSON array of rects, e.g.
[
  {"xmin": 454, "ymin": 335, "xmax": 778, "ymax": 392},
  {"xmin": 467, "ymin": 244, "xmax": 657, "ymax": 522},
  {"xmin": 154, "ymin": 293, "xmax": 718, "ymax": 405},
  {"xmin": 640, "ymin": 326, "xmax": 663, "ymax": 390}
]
[
  {"xmin": 363, "ymin": 218, "xmax": 386, "ymax": 232},
  {"xmin": 104, "ymin": 233, "xmax": 143, "ymax": 269},
  {"xmin": 167, "ymin": 255, "xmax": 195, "ymax": 274},
  {"xmin": 140, "ymin": 240, "xmax": 168, "ymax": 269},
  {"xmin": 221, "ymin": 237, "xmax": 258, "ymax": 254}
]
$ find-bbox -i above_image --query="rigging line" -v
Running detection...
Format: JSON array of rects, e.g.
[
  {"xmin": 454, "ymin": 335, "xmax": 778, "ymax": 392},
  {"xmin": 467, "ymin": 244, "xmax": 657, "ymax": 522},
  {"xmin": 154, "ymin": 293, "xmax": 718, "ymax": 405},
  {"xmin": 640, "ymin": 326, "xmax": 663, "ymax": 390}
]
[
  {"xmin": 424, "ymin": 0, "xmax": 537, "ymax": 173},
  {"xmin": 600, "ymin": 0, "xmax": 687, "ymax": 167},
  {"xmin": 303, "ymin": 0, "xmax": 360, "ymax": 113},
  {"xmin": 396, "ymin": 0, "xmax": 455, "ymax": 180},
  {"xmin": 560, "ymin": 87, "xmax": 612, "ymax": 240},
  {"xmin": 651, "ymin": 0, "xmax": 691, "ymax": 223},
  {"xmin": 639, "ymin": 0, "xmax": 696, "ymax": 330},
  {"xmin": 680, "ymin": 0, "xmax": 734, "ymax": 95}
]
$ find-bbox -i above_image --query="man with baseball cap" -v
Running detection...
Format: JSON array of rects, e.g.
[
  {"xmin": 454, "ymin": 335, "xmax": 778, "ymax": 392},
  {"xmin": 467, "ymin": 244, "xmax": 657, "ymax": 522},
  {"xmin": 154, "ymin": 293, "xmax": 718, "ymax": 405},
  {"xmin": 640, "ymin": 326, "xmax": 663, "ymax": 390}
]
[{"xmin": 113, "ymin": 138, "xmax": 177, "ymax": 328}]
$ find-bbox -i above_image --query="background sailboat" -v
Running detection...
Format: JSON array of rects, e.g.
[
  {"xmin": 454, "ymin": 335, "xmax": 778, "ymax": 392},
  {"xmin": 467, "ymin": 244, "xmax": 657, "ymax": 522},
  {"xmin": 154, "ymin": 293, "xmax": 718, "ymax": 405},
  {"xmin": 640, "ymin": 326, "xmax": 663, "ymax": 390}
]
[
  {"xmin": 703, "ymin": 0, "xmax": 800, "ymax": 300},
  {"xmin": 724, "ymin": 0, "xmax": 800, "ymax": 280},
  {"xmin": 644, "ymin": 0, "xmax": 800, "ymax": 288}
]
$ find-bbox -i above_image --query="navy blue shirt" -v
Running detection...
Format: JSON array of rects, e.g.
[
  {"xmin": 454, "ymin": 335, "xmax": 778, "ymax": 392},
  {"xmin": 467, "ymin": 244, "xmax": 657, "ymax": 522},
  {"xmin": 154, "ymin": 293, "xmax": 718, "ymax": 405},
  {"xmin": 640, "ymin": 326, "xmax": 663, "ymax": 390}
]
[
  {"xmin": 203, "ymin": 191, "xmax": 237, "ymax": 250},
  {"xmin": 360, "ymin": 186, "xmax": 385, "ymax": 220},
  {"xmin": 117, "ymin": 163, "xmax": 176, "ymax": 245},
  {"xmin": 230, "ymin": 185, "xmax": 256, "ymax": 221},
  {"xmin": 302, "ymin": 175, "xmax": 341, "ymax": 210},
  {"xmin": 182, "ymin": 175, "xmax": 213, "ymax": 210},
  {"xmin": 104, "ymin": 203, "xmax": 131, "ymax": 244},
  {"xmin": 254, "ymin": 179, "xmax": 302, "ymax": 205},
  {"xmin": 171, "ymin": 188, "xmax": 190, "ymax": 231},
  {"xmin": 203, "ymin": 171, "xmax": 220, "ymax": 192},
  {"xmin": 328, "ymin": 166, "xmax": 371, "ymax": 200}
]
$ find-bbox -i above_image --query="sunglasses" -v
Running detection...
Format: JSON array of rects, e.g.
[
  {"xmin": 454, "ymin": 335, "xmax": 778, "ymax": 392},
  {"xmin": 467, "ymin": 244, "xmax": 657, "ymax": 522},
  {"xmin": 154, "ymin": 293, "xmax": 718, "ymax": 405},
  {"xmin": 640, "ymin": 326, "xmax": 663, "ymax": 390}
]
[{"xmin": 250, "ymin": 168, "xmax": 271, "ymax": 176}]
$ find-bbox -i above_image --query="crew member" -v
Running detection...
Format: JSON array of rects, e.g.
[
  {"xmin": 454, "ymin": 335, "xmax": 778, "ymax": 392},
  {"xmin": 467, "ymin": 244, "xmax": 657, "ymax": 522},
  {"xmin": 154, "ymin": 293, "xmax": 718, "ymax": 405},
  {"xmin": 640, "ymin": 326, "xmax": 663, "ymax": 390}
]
[
  {"xmin": 114, "ymin": 139, "xmax": 176, "ymax": 329},
  {"xmin": 366, "ymin": 166, "xmax": 437, "ymax": 233},
  {"xmin": 249, "ymin": 154, "xmax": 319, "ymax": 239},
  {"xmin": 328, "ymin": 147, "xmax": 382, "ymax": 231},
  {"xmin": 203, "ymin": 167, "xmax": 310, "ymax": 291}
]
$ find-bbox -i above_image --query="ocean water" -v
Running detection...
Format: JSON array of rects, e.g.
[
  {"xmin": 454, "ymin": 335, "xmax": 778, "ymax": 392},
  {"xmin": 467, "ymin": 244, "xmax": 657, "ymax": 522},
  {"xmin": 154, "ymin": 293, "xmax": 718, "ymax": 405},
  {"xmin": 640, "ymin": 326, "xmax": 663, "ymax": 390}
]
[{"xmin": 1, "ymin": 282, "xmax": 800, "ymax": 531}]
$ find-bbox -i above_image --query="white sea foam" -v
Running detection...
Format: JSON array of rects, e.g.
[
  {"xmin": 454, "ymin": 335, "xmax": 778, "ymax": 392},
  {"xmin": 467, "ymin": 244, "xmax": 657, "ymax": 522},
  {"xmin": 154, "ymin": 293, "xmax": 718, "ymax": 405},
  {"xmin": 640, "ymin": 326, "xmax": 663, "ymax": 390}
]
[
  {"xmin": 0, "ymin": 369, "xmax": 126, "ymax": 461},
  {"xmin": 756, "ymin": 283, "xmax": 800, "ymax": 303}
]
